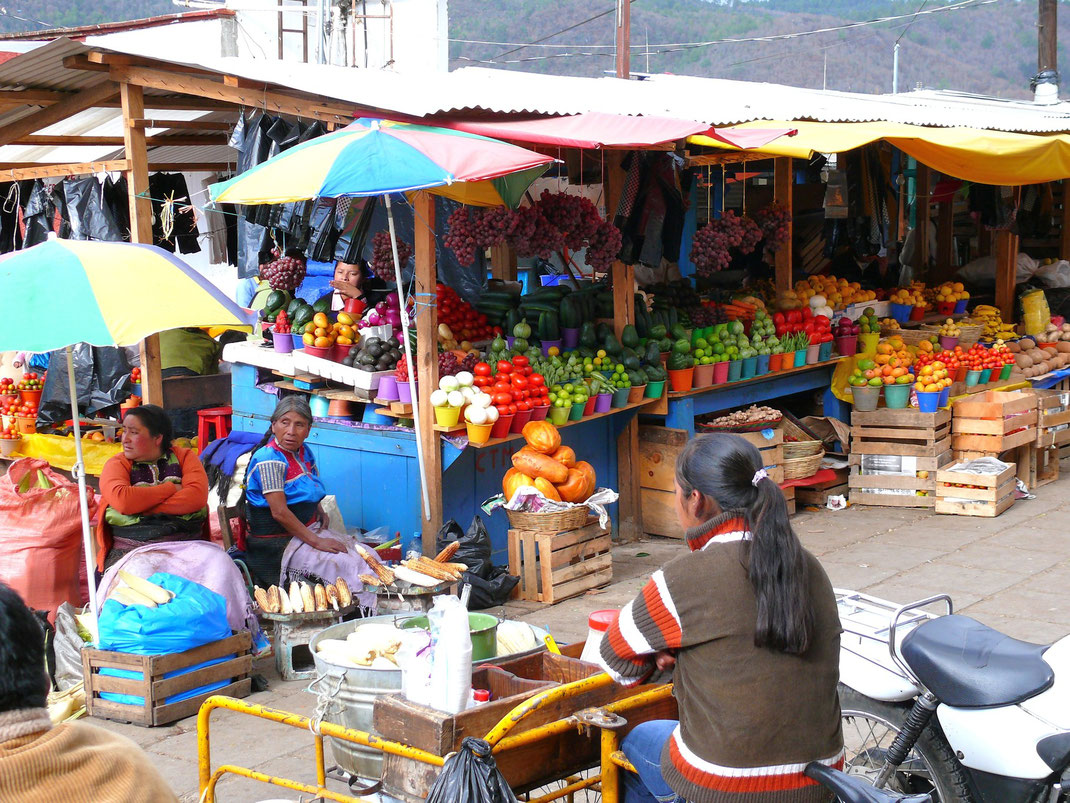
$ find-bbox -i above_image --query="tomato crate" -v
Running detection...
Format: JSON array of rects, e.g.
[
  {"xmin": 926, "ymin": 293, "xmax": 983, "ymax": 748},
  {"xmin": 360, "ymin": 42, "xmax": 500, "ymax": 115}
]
[
  {"xmin": 934, "ymin": 462, "xmax": 1017, "ymax": 517},
  {"xmin": 850, "ymin": 409, "xmax": 951, "ymax": 458},
  {"xmin": 507, "ymin": 519, "xmax": 612, "ymax": 603},
  {"xmin": 951, "ymin": 391, "xmax": 1037, "ymax": 455},
  {"xmin": 82, "ymin": 632, "xmax": 252, "ymax": 727}
]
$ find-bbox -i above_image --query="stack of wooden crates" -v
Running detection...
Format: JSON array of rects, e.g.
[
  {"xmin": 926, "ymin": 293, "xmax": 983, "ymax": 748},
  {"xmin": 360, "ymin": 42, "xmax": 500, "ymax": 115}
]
[
  {"xmin": 507, "ymin": 515, "xmax": 612, "ymax": 604},
  {"xmin": 639, "ymin": 425, "xmax": 788, "ymax": 537},
  {"xmin": 1028, "ymin": 388, "xmax": 1070, "ymax": 489},
  {"xmin": 848, "ymin": 409, "xmax": 952, "ymax": 508}
]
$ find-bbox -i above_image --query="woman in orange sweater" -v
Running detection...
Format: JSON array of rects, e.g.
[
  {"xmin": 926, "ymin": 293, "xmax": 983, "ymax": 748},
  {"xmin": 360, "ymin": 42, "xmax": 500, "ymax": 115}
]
[{"xmin": 97, "ymin": 405, "xmax": 209, "ymax": 571}]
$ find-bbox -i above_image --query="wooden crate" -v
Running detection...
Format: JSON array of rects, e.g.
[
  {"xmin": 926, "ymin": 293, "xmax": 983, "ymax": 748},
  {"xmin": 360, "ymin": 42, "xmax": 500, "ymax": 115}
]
[
  {"xmin": 508, "ymin": 520, "xmax": 612, "ymax": 603},
  {"xmin": 1034, "ymin": 388, "xmax": 1070, "ymax": 449},
  {"xmin": 935, "ymin": 463, "xmax": 1017, "ymax": 517},
  {"xmin": 82, "ymin": 632, "xmax": 252, "ymax": 727},
  {"xmin": 782, "ymin": 483, "xmax": 796, "ymax": 515},
  {"xmin": 1014, "ymin": 443, "xmax": 1060, "ymax": 490},
  {"xmin": 796, "ymin": 482, "xmax": 849, "ymax": 506},
  {"xmin": 951, "ymin": 391, "xmax": 1037, "ymax": 455},
  {"xmin": 850, "ymin": 408, "xmax": 952, "ymax": 457}
]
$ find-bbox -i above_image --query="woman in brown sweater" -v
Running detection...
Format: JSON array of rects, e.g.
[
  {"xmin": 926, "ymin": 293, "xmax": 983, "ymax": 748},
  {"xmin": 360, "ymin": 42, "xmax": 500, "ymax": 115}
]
[{"xmin": 598, "ymin": 433, "xmax": 843, "ymax": 803}]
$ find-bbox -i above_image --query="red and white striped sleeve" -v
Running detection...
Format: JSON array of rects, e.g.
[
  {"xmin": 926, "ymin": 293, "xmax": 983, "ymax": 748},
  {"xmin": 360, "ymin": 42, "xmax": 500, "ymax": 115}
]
[{"xmin": 595, "ymin": 569, "xmax": 684, "ymax": 686}]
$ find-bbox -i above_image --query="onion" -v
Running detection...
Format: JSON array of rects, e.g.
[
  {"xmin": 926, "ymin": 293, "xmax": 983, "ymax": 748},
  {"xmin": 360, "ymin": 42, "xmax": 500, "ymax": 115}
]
[
  {"xmin": 376, "ymin": 301, "xmax": 388, "ymax": 313},
  {"xmin": 367, "ymin": 311, "xmax": 382, "ymax": 326},
  {"xmin": 465, "ymin": 405, "xmax": 487, "ymax": 424},
  {"xmin": 472, "ymin": 393, "xmax": 492, "ymax": 408},
  {"xmin": 454, "ymin": 371, "xmax": 474, "ymax": 388},
  {"xmin": 385, "ymin": 291, "xmax": 400, "ymax": 308},
  {"xmin": 447, "ymin": 390, "xmax": 465, "ymax": 408},
  {"xmin": 384, "ymin": 310, "xmax": 402, "ymax": 327},
  {"xmin": 439, "ymin": 376, "xmax": 460, "ymax": 392},
  {"xmin": 430, "ymin": 389, "xmax": 449, "ymax": 407},
  {"xmin": 485, "ymin": 406, "xmax": 499, "ymax": 423}
]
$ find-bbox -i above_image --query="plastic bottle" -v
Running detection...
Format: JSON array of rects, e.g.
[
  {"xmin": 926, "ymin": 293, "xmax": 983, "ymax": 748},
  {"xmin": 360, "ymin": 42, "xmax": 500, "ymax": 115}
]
[
  {"xmin": 580, "ymin": 609, "xmax": 620, "ymax": 664},
  {"xmin": 427, "ymin": 595, "xmax": 472, "ymax": 714}
]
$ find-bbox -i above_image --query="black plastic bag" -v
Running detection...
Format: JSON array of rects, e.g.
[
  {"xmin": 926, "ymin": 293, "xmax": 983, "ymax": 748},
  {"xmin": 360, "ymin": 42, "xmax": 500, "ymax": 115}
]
[
  {"xmin": 63, "ymin": 176, "xmax": 123, "ymax": 242},
  {"xmin": 37, "ymin": 344, "xmax": 133, "ymax": 426},
  {"xmin": 425, "ymin": 737, "xmax": 518, "ymax": 803},
  {"xmin": 436, "ymin": 516, "xmax": 518, "ymax": 610}
]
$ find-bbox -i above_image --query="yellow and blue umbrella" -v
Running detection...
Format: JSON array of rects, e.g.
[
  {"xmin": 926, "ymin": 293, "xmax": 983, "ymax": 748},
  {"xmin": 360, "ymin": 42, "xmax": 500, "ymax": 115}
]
[
  {"xmin": 0, "ymin": 237, "xmax": 257, "ymax": 618},
  {"xmin": 208, "ymin": 118, "xmax": 555, "ymax": 208},
  {"xmin": 0, "ymin": 239, "xmax": 257, "ymax": 352}
]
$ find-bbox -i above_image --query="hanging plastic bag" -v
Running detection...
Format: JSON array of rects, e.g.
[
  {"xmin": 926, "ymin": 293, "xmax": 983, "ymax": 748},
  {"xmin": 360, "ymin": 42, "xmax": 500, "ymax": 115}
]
[
  {"xmin": 0, "ymin": 458, "xmax": 93, "ymax": 622},
  {"xmin": 1022, "ymin": 288, "xmax": 1052, "ymax": 336},
  {"xmin": 425, "ymin": 737, "xmax": 519, "ymax": 803}
]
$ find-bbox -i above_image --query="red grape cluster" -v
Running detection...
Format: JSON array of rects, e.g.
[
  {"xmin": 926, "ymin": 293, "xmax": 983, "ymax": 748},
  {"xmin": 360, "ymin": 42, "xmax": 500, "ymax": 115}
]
[
  {"xmin": 755, "ymin": 203, "xmax": 792, "ymax": 252},
  {"xmin": 687, "ymin": 305, "xmax": 716, "ymax": 328},
  {"xmin": 260, "ymin": 253, "xmax": 307, "ymax": 290},
  {"xmin": 585, "ymin": 220, "xmax": 622, "ymax": 271},
  {"xmin": 370, "ymin": 230, "xmax": 413, "ymax": 281},
  {"xmin": 537, "ymin": 190, "xmax": 601, "ymax": 251},
  {"xmin": 444, "ymin": 207, "xmax": 478, "ymax": 266},
  {"xmin": 738, "ymin": 214, "xmax": 763, "ymax": 256},
  {"xmin": 438, "ymin": 350, "xmax": 479, "ymax": 377}
]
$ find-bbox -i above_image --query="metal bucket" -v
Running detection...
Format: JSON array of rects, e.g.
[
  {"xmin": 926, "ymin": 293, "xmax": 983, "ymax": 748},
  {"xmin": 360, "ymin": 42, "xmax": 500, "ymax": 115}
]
[{"xmin": 309, "ymin": 614, "xmax": 418, "ymax": 780}]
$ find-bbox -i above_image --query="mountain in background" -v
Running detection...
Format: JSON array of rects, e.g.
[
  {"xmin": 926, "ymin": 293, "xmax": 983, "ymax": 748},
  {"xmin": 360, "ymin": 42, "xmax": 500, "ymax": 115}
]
[{"xmin": 1, "ymin": 0, "xmax": 1065, "ymax": 100}]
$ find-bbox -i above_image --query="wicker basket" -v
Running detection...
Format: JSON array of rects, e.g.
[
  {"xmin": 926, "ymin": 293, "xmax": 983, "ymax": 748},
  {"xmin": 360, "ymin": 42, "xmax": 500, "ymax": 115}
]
[
  {"xmin": 881, "ymin": 325, "xmax": 931, "ymax": 346},
  {"xmin": 923, "ymin": 322, "xmax": 983, "ymax": 348},
  {"xmin": 780, "ymin": 418, "xmax": 823, "ymax": 459},
  {"xmin": 782, "ymin": 452, "xmax": 823, "ymax": 480},
  {"xmin": 506, "ymin": 506, "xmax": 590, "ymax": 533}
]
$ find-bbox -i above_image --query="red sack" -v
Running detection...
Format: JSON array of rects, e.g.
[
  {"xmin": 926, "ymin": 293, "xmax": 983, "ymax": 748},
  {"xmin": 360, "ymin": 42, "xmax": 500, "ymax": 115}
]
[{"xmin": 0, "ymin": 458, "xmax": 96, "ymax": 622}]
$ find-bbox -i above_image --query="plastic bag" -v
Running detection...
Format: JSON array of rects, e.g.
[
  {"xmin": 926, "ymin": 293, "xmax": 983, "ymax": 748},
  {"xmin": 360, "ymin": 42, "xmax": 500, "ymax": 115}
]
[
  {"xmin": 426, "ymin": 737, "xmax": 519, "ymax": 803},
  {"xmin": 1022, "ymin": 289, "xmax": 1052, "ymax": 336},
  {"xmin": 37, "ymin": 343, "xmax": 133, "ymax": 426},
  {"xmin": 428, "ymin": 595, "xmax": 472, "ymax": 714},
  {"xmin": 0, "ymin": 458, "xmax": 93, "ymax": 622},
  {"xmin": 53, "ymin": 602, "xmax": 88, "ymax": 691},
  {"xmin": 436, "ymin": 517, "xmax": 518, "ymax": 610},
  {"xmin": 97, "ymin": 572, "xmax": 231, "ymax": 654}
]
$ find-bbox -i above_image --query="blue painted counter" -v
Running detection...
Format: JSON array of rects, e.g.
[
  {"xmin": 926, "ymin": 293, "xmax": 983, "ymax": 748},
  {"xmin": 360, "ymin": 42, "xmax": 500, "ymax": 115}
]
[{"xmin": 231, "ymin": 364, "xmax": 635, "ymax": 564}]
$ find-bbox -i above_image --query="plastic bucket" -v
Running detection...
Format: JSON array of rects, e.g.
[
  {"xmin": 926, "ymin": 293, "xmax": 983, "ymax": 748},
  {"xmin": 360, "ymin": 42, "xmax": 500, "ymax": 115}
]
[
  {"xmin": 818, "ymin": 342, "xmax": 832, "ymax": 362},
  {"xmin": 627, "ymin": 385, "xmax": 646, "ymax": 404},
  {"xmin": 561, "ymin": 327, "xmax": 581, "ymax": 350},
  {"xmin": 549, "ymin": 405, "xmax": 570, "ymax": 425},
  {"xmin": 377, "ymin": 376, "xmax": 399, "ymax": 402},
  {"xmin": 273, "ymin": 335, "xmax": 294, "ymax": 354},
  {"xmin": 309, "ymin": 395, "xmax": 330, "ymax": 418},
  {"xmin": 917, "ymin": 390, "xmax": 940, "ymax": 413},
  {"xmin": 331, "ymin": 344, "xmax": 352, "ymax": 363},
  {"xmin": 939, "ymin": 336, "xmax": 959, "ymax": 351},
  {"xmin": 851, "ymin": 386, "xmax": 881, "ymax": 411},
  {"xmin": 303, "ymin": 344, "xmax": 330, "ymax": 360},
  {"xmin": 467, "ymin": 421, "xmax": 493, "ymax": 444},
  {"xmin": 595, "ymin": 393, "xmax": 613, "ymax": 412},
  {"xmin": 693, "ymin": 363, "xmax": 715, "ymax": 388},
  {"xmin": 794, "ymin": 349, "xmax": 807, "ymax": 368},
  {"xmin": 954, "ymin": 300, "xmax": 968, "ymax": 315},
  {"xmin": 910, "ymin": 306, "xmax": 926, "ymax": 321},
  {"xmin": 835, "ymin": 335, "xmax": 858, "ymax": 357},
  {"xmin": 434, "ymin": 406, "xmax": 461, "ymax": 428},
  {"xmin": 644, "ymin": 381, "xmax": 665, "ymax": 399},
  {"xmin": 768, "ymin": 353, "xmax": 782, "ymax": 372},
  {"xmin": 979, "ymin": 368, "xmax": 992, "ymax": 384},
  {"xmin": 491, "ymin": 414, "xmax": 514, "ymax": 439},
  {"xmin": 530, "ymin": 403, "xmax": 550, "ymax": 421},
  {"xmin": 889, "ymin": 302, "xmax": 912, "ymax": 323},
  {"xmin": 541, "ymin": 339, "xmax": 562, "ymax": 358},
  {"xmin": 400, "ymin": 613, "xmax": 499, "ymax": 661},
  {"xmin": 511, "ymin": 408, "xmax": 533, "ymax": 433},
  {"xmin": 583, "ymin": 396, "xmax": 597, "ymax": 416},
  {"xmin": 939, "ymin": 387, "xmax": 950, "ymax": 408},
  {"xmin": 999, "ymin": 364, "xmax": 1013, "ymax": 380},
  {"xmin": 955, "ymin": 366, "xmax": 967, "ymax": 382},
  {"xmin": 15, "ymin": 417, "xmax": 36, "ymax": 434},
  {"xmin": 937, "ymin": 302, "xmax": 955, "ymax": 316},
  {"xmin": 741, "ymin": 357, "xmax": 756, "ymax": 379},
  {"xmin": 806, "ymin": 344, "xmax": 820, "ymax": 365},
  {"xmin": 291, "ymin": 334, "xmax": 305, "ymax": 351},
  {"xmin": 0, "ymin": 438, "xmax": 18, "ymax": 457},
  {"xmin": 965, "ymin": 370, "xmax": 981, "ymax": 387},
  {"xmin": 755, "ymin": 354, "xmax": 770, "ymax": 376},
  {"xmin": 362, "ymin": 405, "xmax": 393, "ymax": 426},
  {"xmin": 568, "ymin": 402, "xmax": 585, "ymax": 421},
  {"xmin": 611, "ymin": 387, "xmax": 631, "ymax": 408},
  {"xmin": 727, "ymin": 361, "xmax": 742, "ymax": 382},
  {"xmin": 713, "ymin": 361, "xmax": 730, "ymax": 384},
  {"xmin": 668, "ymin": 368, "xmax": 694, "ymax": 392},
  {"xmin": 884, "ymin": 383, "xmax": 911, "ymax": 409}
]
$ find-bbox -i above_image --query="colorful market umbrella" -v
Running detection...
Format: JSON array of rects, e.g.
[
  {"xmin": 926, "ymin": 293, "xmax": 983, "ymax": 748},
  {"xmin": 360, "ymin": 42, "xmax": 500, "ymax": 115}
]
[
  {"xmin": 209, "ymin": 119, "xmax": 556, "ymax": 522},
  {"xmin": 0, "ymin": 237, "xmax": 259, "ymax": 618}
]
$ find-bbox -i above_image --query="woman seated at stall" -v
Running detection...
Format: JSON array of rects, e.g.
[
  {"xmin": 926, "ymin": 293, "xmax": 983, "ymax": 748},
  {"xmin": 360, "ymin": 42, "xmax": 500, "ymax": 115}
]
[
  {"xmin": 597, "ymin": 433, "xmax": 843, "ymax": 803},
  {"xmin": 97, "ymin": 405, "xmax": 210, "ymax": 571},
  {"xmin": 242, "ymin": 396, "xmax": 347, "ymax": 588}
]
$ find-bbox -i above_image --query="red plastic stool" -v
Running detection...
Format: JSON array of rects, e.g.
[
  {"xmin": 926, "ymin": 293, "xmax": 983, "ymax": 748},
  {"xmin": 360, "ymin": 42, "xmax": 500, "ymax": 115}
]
[{"xmin": 196, "ymin": 406, "xmax": 232, "ymax": 452}]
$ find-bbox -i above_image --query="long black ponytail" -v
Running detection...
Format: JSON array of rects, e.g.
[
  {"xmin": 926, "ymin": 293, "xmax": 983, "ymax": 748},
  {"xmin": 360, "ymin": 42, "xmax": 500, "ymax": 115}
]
[{"xmin": 675, "ymin": 432, "xmax": 814, "ymax": 654}]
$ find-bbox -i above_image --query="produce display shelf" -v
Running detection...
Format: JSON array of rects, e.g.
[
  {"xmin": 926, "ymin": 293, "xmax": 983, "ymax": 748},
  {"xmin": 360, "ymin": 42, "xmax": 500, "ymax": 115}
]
[
  {"xmin": 467, "ymin": 397, "xmax": 660, "ymax": 449},
  {"xmin": 666, "ymin": 358, "xmax": 845, "ymax": 399}
]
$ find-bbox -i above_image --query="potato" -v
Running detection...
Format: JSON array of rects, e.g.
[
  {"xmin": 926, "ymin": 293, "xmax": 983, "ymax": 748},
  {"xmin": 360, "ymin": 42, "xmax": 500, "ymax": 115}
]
[
  {"xmin": 1008, "ymin": 341, "xmax": 1022, "ymax": 353},
  {"xmin": 1017, "ymin": 353, "xmax": 1034, "ymax": 368},
  {"xmin": 1057, "ymin": 342, "xmax": 1070, "ymax": 353}
]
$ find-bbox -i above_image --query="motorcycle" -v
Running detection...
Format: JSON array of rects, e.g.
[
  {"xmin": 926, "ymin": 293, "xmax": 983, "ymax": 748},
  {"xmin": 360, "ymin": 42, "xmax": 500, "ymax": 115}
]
[{"xmin": 837, "ymin": 589, "xmax": 1070, "ymax": 803}]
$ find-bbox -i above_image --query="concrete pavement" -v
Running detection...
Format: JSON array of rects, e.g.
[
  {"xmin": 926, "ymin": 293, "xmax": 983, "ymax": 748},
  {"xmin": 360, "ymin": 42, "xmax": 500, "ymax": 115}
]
[{"xmin": 89, "ymin": 469, "xmax": 1070, "ymax": 801}]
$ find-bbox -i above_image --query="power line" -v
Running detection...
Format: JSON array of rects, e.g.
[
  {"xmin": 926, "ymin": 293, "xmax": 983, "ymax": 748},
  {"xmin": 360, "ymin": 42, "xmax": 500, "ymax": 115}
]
[
  {"xmin": 0, "ymin": 6, "xmax": 57, "ymax": 28},
  {"xmin": 450, "ymin": 0, "xmax": 997, "ymax": 59},
  {"xmin": 896, "ymin": 0, "xmax": 930, "ymax": 46},
  {"xmin": 481, "ymin": 2, "xmax": 632, "ymax": 62}
]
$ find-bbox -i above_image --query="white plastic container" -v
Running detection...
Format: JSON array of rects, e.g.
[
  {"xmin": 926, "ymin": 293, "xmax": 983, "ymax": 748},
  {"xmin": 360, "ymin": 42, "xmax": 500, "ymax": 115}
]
[
  {"xmin": 580, "ymin": 609, "xmax": 620, "ymax": 664},
  {"xmin": 427, "ymin": 595, "xmax": 472, "ymax": 714}
]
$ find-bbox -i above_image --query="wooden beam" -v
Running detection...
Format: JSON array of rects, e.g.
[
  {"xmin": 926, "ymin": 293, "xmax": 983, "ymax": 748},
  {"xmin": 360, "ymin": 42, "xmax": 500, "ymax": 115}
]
[
  {"xmin": 11, "ymin": 134, "xmax": 228, "ymax": 147},
  {"xmin": 122, "ymin": 82, "xmax": 163, "ymax": 408},
  {"xmin": 0, "ymin": 159, "xmax": 130, "ymax": 181},
  {"xmin": 1060, "ymin": 180, "xmax": 1070, "ymax": 260},
  {"xmin": 915, "ymin": 162, "xmax": 930, "ymax": 273},
  {"xmin": 129, "ymin": 118, "xmax": 234, "ymax": 131},
  {"xmin": 109, "ymin": 64, "xmax": 367, "ymax": 124},
  {"xmin": 994, "ymin": 187, "xmax": 1021, "ymax": 322},
  {"xmin": 685, "ymin": 152, "xmax": 775, "ymax": 169},
  {"xmin": 935, "ymin": 200, "xmax": 954, "ymax": 283},
  {"xmin": 773, "ymin": 157, "xmax": 793, "ymax": 296},
  {"xmin": 0, "ymin": 81, "xmax": 118, "ymax": 148},
  {"xmin": 489, "ymin": 244, "xmax": 517, "ymax": 282},
  {"xmin": 413, "ymin": 192, "xmax": 443, "ymax": 552},
  {"xmin": 0, "ymin": 89, "xmax": 229, "ymax": 111}
]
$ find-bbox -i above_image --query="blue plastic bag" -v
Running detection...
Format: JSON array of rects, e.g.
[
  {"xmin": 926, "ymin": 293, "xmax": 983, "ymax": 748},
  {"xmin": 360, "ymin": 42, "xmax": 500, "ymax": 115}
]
[{"xmin": 97, "ymin": 572, "xmax": 231, "ymax": 654}]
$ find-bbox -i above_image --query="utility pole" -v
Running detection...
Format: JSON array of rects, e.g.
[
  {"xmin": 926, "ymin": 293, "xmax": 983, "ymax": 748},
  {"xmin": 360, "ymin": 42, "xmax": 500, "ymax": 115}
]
[
  {"xmin": 615, "ymin": 0, "xmax": 631, "ymax": 79},
  {"xmin": 892, "ymin": 41, "xmax": 900, "ymax": 93},
  {"xmin": 1039, "ymin": 0, "xmax": 1058, "ymax": 76}
]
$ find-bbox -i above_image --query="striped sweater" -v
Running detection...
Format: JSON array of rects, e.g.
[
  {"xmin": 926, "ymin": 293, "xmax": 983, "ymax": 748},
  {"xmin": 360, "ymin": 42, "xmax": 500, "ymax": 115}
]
[{"xmin": 597, "ymin": 511, "xmax": 844, "ymax": 803}]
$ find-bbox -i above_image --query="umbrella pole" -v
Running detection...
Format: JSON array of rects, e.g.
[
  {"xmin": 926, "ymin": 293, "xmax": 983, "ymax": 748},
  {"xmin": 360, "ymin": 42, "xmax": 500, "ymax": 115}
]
[
  {"xmin": 384, "ymin": 194, "xmax": 432, "ymax": 521},
  {"xmin": 66, "ymin": 345, "xmax": 98, "ymax": 621}
]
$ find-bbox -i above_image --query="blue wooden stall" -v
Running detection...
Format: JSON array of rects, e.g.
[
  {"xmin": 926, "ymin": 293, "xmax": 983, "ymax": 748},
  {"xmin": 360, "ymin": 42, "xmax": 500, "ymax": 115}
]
[{"xmin": 231, "ymin": 363, "xmax": 640, "ymax": 564}]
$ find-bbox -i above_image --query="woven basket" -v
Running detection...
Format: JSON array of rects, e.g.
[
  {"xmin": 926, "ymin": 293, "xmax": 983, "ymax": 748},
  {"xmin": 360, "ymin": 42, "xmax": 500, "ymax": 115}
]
[
  {"xmin": 924, "ymin": 322, "xmax": 983, "ymax": 348},
  {"xmin": 506, "ymin": 506, "xmax": 590, "ymax": 533},
  {"xmin": 780, "ymin": 418, "xmax": 823, "ymax": 459},
  {"xmin": 782, "ymin": 452, "xmax": 823, "ymax": 480},
  {"xmin": 881, "ymin": 326, "xmax": 931, "ymax": 346}
]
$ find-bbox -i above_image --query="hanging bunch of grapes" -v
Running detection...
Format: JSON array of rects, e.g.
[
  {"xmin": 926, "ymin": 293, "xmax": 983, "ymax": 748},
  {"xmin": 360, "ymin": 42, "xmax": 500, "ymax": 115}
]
[
  {"xmin": 585, "ymin": 220, "xmax": 623, "ymax": 271},
  {"xmin": 754, "ymin": 203, "xmax": 792, "ymax": 252},
  {"xmin": 538, "ymin": 190, "xmax": 602, "ymax": 251},
  {"xmin": 443, "ymin": 207, "xmax": 478, "ymax": 266},
  {"xmin": 369, "ymin": 230, "xmax": 413, "ymax": 281},
  {"xmin": 509, "ymin": 205, "xmax": 561, "ymax": 259},
  {"xmin": 737, "ymin": 214, "xmax": 763, "ymax": 255},
  {"xmin": 260, "ymin": 250, "xmax": 307, "ymax": 291},
  {"xmin": 690, "ymin": 211, "xmax": 746, "ymax": 276}
]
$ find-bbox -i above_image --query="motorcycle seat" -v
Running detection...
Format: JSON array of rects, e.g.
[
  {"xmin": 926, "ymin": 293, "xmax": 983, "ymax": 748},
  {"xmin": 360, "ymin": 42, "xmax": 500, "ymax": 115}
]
[
  {"xmin": 901, "ymin": 614, "xmax": 1052, "ymax": 708},
  {"xmin": 804, "ymin": 763, "xmax": 932, "ymax": 803}
]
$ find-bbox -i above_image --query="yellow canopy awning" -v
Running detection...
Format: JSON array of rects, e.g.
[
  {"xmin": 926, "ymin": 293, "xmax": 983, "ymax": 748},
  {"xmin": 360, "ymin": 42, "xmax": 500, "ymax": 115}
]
[{"xmin": 690, "ymin": 120, "xmax": 1070, "ymax": 186}]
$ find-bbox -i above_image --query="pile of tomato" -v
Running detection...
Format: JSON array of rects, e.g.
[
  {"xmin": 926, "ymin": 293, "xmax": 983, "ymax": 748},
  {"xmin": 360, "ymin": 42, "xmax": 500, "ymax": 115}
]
[
  {"xmin": 471, "ymin": 355, "xmax": 550, "ymax": 417},
  {"xmin": 436, "ymin": 283, "xmax": 500, "ymax": 342},
  {"xmin": 959, "ymin": 343, "xmax": 1013, "ymax": 371},
  {"xmin": 771, "ymin": 308, "xmax": 834, "ymax": 343}
]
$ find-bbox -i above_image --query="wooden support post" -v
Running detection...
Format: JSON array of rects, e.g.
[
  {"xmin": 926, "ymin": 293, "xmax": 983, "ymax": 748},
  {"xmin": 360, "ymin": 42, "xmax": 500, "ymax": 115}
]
[
  {"xmin": 995, "ymin": 189, "xmax": 1021, "ymax": 322},
  {"xmin": 1060, "ymin": 180, "xmax": 1070, "ymax": 259},
  {"xmin": 773, "ymin": 157, "xmax": 793, "ymax": 296},
  {"xmin": 121, "ymin": 82, "xmax": 164, "ymax": 408},
  {"xmin": 489, "ymin": 245, "xmax": 517, "ymax": 282},
  {"xmin": 915, "ymin": 163, "xmax": 930, "ymax": 274},
  {"xmin": 935, "ymin": 200, "xmax": 954, "ymax": 283},
  {"xmin": 414, "ymin": 192, "xmax": 443, "ymax": 553}
]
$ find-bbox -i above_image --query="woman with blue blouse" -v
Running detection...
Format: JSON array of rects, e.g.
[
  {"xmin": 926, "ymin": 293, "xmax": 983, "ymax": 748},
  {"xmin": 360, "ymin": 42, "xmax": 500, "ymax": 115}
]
[{"xmin": 243, "ymin": 396, "xmax": 346, "ymax": 587}]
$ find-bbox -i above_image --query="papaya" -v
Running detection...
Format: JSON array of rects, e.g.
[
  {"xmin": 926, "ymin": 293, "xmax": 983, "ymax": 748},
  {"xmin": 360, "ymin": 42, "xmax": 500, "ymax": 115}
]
[
  {"xmin": 549, "ymin": 445, "xmax": 576, "ymax": 468},
  {"xmin": 534, "ymin": 476, "xmax": 562, "ymax": 502},
  {"xmin": 556, "ymin": 469, "xmax": 589, "ymax": 503},
  {"xmin": 573, "ymin": 461, "xmax": 597, "ymax": 497},
  {"xmin": 512, "ymin": 447, "xmax": 569, "ymax": 484},
  {"xmin": 502, "ymin": 468, "xmax": 535, "ymax": 501},
  {"xmin": 521, "ymin": 420, "xmax": 561, "ymax": 454}
]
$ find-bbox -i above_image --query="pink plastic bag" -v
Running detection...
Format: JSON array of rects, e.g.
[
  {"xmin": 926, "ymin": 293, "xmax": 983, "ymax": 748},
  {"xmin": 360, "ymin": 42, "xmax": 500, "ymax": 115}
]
[{"xmin": 0, "ymin": 458, "xmax": 95, "ymax": 621}]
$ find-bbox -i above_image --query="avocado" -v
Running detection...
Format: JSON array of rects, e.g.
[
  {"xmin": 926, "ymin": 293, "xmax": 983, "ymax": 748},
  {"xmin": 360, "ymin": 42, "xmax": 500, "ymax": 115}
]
[
  {"xmin": 621, "ymin": 324, "xmax": 639, "ymax": 350},
  {"xmin": 649, "ymin": 324, "xmax": 667, "ymax": 341},
  {"xmin": 312, "ymin": 294, "xmax": 333, "ymax": 314},
  {"xmin": 603, "ymin": 333, "xmax": 623, "ymax": 356},
  {"xmin": 579, "ymin": 321, "xmax": 598, "ymax": 349},
  {"xmin": 672, "ymin": 339, "xmax": 691, "ymax": 355}
]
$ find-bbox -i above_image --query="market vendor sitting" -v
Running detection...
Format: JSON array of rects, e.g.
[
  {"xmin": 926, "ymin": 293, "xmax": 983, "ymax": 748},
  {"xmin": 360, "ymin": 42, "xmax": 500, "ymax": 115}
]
[
  {"xmin": 329, "ymin": 258, "xmax": 388, "ymax": 313},
  {"xmin": 97, "ymin": 404, "xmax": 210, "ymax": 571},
  {"xmin": 597, "ymin": 433, "xmax": 843, "ymax": 803},
  {"xmin": 242, "ymin": 396, "xmax": 348, "ymax": 588}
]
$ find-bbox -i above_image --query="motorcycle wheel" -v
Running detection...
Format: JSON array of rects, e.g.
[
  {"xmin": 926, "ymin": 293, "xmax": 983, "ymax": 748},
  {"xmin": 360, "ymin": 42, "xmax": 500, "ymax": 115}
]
[{"xmin": 839, "ymin": 684, "xmax": 976, "ymax": 803}]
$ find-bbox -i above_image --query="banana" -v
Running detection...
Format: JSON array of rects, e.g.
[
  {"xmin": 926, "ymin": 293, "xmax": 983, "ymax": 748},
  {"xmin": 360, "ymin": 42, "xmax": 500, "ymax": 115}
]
[
  {"xmin": 118, "ymin": 569, "xmax": 174, "ymax": 604},
  {"xmin": 109, "ymin": 586, "xmax": 157, "ymax": 608}
]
